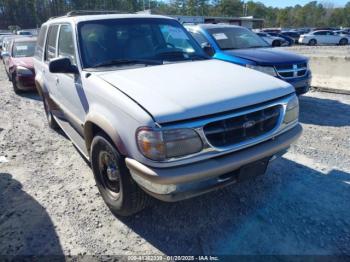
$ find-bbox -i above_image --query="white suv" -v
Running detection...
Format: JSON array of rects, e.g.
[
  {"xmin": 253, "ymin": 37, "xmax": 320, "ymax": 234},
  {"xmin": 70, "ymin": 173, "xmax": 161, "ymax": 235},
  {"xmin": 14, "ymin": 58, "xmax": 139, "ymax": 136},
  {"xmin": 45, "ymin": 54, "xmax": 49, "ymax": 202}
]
[{"xmin": 33, "ymin": 11, "xmax": 302, "ymax": 216}]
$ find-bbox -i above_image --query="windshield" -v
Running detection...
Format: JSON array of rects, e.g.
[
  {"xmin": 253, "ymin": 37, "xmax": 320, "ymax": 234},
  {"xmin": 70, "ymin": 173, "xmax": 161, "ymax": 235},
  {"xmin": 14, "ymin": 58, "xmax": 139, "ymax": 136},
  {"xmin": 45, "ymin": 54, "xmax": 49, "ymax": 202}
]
[
  {"xmin": 78, "ymin": 18, "xmax": 207, "ymax": 68},
  {"xmin": 207, "ymin": 27, "xmax": 269, "ymax": 50},
  {"xmin": 12, "ymin": 41, "xmax": 36, "ymax": 57}
]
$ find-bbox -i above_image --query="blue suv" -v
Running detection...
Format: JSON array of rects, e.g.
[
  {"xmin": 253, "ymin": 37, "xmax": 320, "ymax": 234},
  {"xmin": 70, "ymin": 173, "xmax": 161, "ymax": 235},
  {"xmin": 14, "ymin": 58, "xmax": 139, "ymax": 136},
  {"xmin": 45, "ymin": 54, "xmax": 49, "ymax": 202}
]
[{"xmin": 186, "ymin": 24, "xmax": 311, "ymax": 95}]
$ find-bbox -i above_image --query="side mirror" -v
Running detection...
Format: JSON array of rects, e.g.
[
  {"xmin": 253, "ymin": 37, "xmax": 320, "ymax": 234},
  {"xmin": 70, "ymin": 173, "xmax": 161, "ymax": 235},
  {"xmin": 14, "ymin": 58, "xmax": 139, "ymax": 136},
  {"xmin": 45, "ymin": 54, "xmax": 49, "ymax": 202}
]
[
  {"xmin": 201, "ymin": 42, "xmax": 215, "ymax": 57},
  {"xmin": 49, "ymin": 57, "xmax": 78, "ymax": 74}
]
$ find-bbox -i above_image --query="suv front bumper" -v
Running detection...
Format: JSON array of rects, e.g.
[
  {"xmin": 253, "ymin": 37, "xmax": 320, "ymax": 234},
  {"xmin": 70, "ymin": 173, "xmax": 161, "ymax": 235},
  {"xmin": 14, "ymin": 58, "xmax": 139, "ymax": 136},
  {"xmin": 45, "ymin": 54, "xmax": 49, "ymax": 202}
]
[{"xmin": 125, "ymin": 124, "xmax": 302, "ymax": 202}]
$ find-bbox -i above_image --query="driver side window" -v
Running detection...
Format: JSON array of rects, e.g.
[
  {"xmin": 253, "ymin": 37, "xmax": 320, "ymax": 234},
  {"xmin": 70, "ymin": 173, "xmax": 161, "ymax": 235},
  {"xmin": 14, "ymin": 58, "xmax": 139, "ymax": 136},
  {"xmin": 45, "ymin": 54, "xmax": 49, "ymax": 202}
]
[
  {"xmin": 58, "ymin": 24, "xmax": 77, "ymax": 65},
  {"xmin": 45, "ymin": 25, "xmax": 59, "ymax": 61}
]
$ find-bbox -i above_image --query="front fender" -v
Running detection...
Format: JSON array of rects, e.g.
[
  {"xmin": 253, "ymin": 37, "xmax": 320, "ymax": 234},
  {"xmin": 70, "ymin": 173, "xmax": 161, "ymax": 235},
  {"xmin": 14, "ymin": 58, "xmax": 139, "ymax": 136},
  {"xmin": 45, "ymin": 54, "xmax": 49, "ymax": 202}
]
[
  {"xmin": 84, "ymin": 109, "xmax": 129, "ymax": 156},
  {"xmin": 34, "ymin": 69, "xmax": 46, "ymax": 97}
]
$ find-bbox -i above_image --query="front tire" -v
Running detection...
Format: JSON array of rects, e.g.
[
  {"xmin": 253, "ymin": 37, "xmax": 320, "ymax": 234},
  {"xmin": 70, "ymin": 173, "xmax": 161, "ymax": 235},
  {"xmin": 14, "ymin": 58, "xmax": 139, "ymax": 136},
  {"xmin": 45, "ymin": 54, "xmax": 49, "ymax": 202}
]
[
  {"xmin": 11, "ymin": 73, "xmax": 21, "ymax": 94},
  {"xmin": 272, "ymin": 40, "xmax": 281, "ymax": 47},
  {"xmin": 90, "ymin": 133, "xmax": 149, "ymax": 216},
  {"xmin": 339, "ymin": 38, "xmax": 348, "ymax": 46},
  {"xmin": 308, "ymin": 39, "xmax": 317, "ymax": 46}
]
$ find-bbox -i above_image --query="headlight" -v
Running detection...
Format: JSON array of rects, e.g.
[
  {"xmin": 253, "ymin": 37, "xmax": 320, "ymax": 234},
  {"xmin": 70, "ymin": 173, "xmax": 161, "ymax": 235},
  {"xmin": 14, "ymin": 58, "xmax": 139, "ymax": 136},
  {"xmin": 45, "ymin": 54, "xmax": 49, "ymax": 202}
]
[
  {"xmin": 16, "ymin": 66, "xmax": 33, "ymax": 76},
  {"xmin": 284, "ymin": 95, "xmax": 299, "ymax": 124},
  {"xmin": 136, "ymin": 128, "xmax": 203, "ymax": 161},
  {"xmin": 246, "ymin": 64, "xmax": 277, "ymax": 77}
]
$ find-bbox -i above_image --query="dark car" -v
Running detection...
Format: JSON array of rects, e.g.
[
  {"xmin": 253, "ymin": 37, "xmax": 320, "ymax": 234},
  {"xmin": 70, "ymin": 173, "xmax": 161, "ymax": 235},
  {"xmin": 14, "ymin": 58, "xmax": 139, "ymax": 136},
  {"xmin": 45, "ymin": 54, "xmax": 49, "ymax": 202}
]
[
  {"xmin": 334, "ymin": 30, "xmax": 350, "ymax": 36},
  {"xmin": 2, "ymin": 37, "xmax": 37, "ymax": 93},
  {"xmin": 262, "ymin": 29, "xmax": 281, "ymax": 34},
  {"xmin": 281, "ymin": 31, "xmax": 300, "ymax": 43},
  {"xmin": 269, "ymin": 32, "xmax": 294, "ymax": 46}
]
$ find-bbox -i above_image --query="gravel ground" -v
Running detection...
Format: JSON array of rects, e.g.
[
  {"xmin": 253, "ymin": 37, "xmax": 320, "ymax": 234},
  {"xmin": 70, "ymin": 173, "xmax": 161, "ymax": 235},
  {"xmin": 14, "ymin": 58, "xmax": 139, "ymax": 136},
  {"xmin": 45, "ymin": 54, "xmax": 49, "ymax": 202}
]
[{"xmin": 0, "ymin": 62, "xmax": 350, "ymax": 256}]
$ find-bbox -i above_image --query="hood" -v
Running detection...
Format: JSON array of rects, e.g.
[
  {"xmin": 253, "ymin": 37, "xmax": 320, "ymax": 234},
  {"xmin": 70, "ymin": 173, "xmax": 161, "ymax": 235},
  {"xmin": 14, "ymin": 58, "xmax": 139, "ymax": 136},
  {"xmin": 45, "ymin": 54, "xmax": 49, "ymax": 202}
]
[
  {"xmin": 98, "ymin": 60, "xmax": 294, "ymax": 123},
  {"xmin": 12, "ymin": 57, "xmax": 34, "ymax": 69},
  {"xmin": 224, "ymin": 48, "xmax": 307, "ymax": 66}
]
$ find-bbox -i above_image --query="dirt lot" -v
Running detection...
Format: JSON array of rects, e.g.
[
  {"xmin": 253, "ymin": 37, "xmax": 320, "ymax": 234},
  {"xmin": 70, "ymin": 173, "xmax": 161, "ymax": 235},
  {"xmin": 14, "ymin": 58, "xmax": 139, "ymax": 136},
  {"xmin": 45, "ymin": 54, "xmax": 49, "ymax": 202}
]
[{"xmin": 0, "ymin": 62, "xmax": 350, "ymax": 256}]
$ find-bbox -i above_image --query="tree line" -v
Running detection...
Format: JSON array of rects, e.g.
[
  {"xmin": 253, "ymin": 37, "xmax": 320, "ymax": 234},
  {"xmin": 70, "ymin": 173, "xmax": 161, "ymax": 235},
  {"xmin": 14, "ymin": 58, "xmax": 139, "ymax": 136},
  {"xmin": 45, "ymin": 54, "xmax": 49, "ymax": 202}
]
[{"xmin": 0, "ymin": 0, "xmax": 349, "ymax": 29}]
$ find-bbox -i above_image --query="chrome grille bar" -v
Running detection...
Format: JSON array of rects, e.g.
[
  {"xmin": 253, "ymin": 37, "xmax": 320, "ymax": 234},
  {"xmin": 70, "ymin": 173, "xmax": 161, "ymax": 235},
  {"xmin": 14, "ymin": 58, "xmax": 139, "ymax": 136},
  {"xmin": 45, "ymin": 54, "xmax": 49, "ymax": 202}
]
[
  {"xmin": 275, "ymin": 63, "xmax": 308, "ymax": 79},
  {"xmin": 203, "ymin": 105, "xmax": 281, "ymax": 148}
]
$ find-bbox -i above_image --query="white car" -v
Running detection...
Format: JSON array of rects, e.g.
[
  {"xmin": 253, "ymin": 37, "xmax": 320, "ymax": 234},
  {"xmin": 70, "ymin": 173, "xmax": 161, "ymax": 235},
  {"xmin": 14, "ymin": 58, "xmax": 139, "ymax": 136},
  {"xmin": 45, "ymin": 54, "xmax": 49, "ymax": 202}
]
[
  {"xmin": 299, "ymin": 30, "xmax": 349, "ymax": 46},
  {"xmin": 33, "ymin": 12, "xmax": 302, "ymax": 215},
  {"xmin": 256, "ymin": 32, "xmax": 287, "ymax": 47}
]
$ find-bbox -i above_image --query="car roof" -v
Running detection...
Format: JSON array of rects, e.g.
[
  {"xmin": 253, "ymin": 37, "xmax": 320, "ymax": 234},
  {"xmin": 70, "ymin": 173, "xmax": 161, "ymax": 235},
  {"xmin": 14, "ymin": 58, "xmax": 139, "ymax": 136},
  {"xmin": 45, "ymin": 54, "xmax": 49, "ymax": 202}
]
[
  {"xmin": 45, "ymin": 13, "xmax": 174, "ymax": 25},
  {"xmin": 13, "ymin": 36, "xmax": 37, "ymax": 43},
  {"xmin": 312, "ymin": 30, "xmax": 332, "ymax": 33},
  {"xmin": 187, "ymin": 23, "xmax": 243, "ymax": 30},
  {"xmin": 2, "ymin": 35, "xmax": 22, "ymax": 41}
]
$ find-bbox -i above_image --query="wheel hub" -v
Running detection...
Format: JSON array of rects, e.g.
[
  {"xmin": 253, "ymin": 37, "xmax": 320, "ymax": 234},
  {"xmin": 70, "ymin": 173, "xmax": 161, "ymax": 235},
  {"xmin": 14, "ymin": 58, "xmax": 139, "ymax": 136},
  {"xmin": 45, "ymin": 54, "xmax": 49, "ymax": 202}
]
[
  {"xmin": 106, "ymin": 166, "xmax": 119, "ymax": 181},
  {"xmin": 99, "ymin": 150, "xmax": 121, "ymax": 196}
]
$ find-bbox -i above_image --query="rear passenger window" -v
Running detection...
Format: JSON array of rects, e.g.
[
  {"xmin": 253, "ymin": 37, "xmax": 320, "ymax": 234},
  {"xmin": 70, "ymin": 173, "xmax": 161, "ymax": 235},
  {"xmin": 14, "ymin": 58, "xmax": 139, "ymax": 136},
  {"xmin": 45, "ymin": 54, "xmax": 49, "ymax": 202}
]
[
  {"xmin": 35, "ymin": 25, "xmax": 47, "ymax": 60},
  {"xmin": 45, "ymin": 25, "xmax": 59, "ymax": 61},
  {"xmin": 58, "ymin": 24, "xmax": 76, "ymax": 65},
  {"xmin": 314, "ymin": 31, "xmax": 325, "ymax": 35}
]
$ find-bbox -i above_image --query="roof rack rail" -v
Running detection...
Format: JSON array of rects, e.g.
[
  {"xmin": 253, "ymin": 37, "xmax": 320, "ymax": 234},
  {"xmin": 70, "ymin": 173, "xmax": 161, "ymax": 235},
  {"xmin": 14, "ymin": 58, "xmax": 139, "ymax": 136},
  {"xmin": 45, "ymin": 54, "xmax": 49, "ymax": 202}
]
[
  {"xmin": 66, "ymin": 10, "xmax": 129, "ymax": 17},
  {"xmin": 49, "ymin": 16, "xmax": 62, "ymax": 20}
]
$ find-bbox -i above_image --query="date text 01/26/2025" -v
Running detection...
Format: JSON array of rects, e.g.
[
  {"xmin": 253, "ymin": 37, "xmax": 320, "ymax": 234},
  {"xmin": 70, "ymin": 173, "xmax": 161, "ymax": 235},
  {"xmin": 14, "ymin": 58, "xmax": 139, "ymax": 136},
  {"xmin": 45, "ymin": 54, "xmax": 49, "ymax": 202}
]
[{"xmin": 127, "ymin": 255, "xmax": 219, "ymax": 261}]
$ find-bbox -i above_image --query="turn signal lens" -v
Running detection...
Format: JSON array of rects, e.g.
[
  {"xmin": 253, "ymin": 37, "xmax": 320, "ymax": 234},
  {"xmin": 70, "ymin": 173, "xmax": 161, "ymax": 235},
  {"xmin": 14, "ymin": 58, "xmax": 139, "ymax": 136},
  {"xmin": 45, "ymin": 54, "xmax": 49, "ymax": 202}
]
[
  {"xmin": 137, "ymin": 129, "xmax": 165, "ymax": 161},
  {"xmin": 284, "ymin": 95, "xmax": 299, "ymax": 124}
]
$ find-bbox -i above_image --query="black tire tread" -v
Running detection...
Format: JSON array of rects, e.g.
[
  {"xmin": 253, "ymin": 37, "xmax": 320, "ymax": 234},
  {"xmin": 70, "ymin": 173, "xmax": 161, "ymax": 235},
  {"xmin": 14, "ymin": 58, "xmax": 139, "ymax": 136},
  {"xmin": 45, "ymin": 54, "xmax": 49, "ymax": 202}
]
[
  {"xmin": 91, "ymin": 133, "xmax": 150, "ymax": 216},
  {"xmin": 12, "ymin": 73, "xmax": 21, "ymax": 94},
  {"xmin": 309, "ymin": 39, "xmax": 317, "ymax": 46},
  {"xmin": 339, "ymin": 38, "xmax": 348, "ymax": 45}
]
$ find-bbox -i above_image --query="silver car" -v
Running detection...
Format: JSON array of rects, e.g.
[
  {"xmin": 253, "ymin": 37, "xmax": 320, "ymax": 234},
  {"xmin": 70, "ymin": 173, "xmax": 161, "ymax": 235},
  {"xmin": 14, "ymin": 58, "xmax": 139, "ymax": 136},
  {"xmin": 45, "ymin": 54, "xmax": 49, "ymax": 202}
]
[{"xmin": 34, "ymin": 11, "xmax": 301, "ymax": 216}]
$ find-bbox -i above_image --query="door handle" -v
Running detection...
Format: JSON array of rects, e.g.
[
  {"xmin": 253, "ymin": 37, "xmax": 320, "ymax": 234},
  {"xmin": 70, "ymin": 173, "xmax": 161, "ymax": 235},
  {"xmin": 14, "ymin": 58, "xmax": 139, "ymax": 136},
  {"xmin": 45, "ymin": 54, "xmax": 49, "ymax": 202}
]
[{"xmin": 55, "ymin": 77, "xmax": 59, "ymax": 85}]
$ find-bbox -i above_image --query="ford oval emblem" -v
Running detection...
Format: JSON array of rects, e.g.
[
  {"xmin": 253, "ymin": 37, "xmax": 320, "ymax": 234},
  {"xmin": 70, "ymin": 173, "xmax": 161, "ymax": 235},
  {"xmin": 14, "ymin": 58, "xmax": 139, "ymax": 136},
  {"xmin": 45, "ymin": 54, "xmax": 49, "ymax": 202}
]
[{"xmin": 243, "ymin": 120, "xmax": 256, "ymax": 129}]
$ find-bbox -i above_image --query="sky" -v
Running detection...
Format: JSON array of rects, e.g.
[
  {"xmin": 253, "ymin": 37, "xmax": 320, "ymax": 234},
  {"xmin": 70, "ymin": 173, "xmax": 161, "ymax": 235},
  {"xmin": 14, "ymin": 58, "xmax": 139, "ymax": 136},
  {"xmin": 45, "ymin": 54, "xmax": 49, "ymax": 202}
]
[{"xmin": 251, "ymin": 0, "xmax": 348, "ymax": 8}]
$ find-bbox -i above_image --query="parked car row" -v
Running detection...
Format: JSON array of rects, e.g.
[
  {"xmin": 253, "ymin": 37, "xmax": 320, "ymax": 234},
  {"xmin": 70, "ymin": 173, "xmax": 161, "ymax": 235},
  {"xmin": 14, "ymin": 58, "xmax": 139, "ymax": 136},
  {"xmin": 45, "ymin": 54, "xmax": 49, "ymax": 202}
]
[
  {"xmin": 260, "ymin": 27, "xmax": 350, "ymax": 46},
  {"xmin": 1, "ymin": 13, "xmax": 305, "ymax": 216},
  {"xmin": 1, "ymin": 35, "xmax": 37, "ymax": 93}
]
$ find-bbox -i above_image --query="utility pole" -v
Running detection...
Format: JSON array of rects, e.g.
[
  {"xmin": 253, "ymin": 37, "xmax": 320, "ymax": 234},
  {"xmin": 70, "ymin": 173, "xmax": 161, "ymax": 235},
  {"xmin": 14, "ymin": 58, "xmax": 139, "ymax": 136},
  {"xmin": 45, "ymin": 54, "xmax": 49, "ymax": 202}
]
[{"xmin": 243, "ymin": 2, "xmax": 248, "ymax": 16}]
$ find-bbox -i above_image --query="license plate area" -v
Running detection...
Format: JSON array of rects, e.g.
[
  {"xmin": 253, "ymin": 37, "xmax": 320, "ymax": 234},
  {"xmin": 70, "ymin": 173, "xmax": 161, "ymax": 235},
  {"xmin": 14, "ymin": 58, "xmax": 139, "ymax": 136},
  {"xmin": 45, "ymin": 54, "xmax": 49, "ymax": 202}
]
[{"xmin": 237, "ymin": 157, "xmax": 270, "ymax": 182}]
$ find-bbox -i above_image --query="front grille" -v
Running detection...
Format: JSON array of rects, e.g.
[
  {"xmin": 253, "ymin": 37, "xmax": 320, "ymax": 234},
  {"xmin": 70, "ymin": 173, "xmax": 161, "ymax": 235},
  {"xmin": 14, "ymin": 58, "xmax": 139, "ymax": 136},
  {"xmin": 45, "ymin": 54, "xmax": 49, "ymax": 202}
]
[
  {"xmin": 275, "ymin": 63, "xmax": 307, "ymax": 79},
  {"xmin": 203, "ymin": 105, "xmax": 281, "ymax": 148}
]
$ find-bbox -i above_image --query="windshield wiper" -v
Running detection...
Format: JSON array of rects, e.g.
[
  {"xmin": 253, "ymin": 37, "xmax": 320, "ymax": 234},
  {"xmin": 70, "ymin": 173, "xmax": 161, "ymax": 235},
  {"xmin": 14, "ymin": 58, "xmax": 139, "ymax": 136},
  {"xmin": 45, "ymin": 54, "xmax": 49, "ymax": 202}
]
[
  {"xmin": 247, "ymin": 46, "xmax": 266, "ymax": 49},
  {"xmin": 90, "ymin": 58, "xmax": 163, "ymax": 68},
  {"xmin": 188, "ymin": 54, "xmax": 209, "ymax": 60}
]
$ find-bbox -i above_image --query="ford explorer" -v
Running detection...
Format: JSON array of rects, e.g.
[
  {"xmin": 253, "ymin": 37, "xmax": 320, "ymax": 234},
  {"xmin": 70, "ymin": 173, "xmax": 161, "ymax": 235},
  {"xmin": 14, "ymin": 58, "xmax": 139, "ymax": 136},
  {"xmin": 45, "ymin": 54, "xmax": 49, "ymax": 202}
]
[{"xmin": 34, "ymin": 12, "xmax": 302, "ymax": 216}]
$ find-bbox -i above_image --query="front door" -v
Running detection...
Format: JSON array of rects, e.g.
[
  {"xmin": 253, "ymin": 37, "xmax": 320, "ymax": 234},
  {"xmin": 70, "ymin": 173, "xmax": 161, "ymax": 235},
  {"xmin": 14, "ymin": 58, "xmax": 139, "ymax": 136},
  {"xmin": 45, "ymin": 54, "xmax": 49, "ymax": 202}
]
[{"xmin": 56, "ymin": 24, "xmax": 87, "ymax": 135}]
